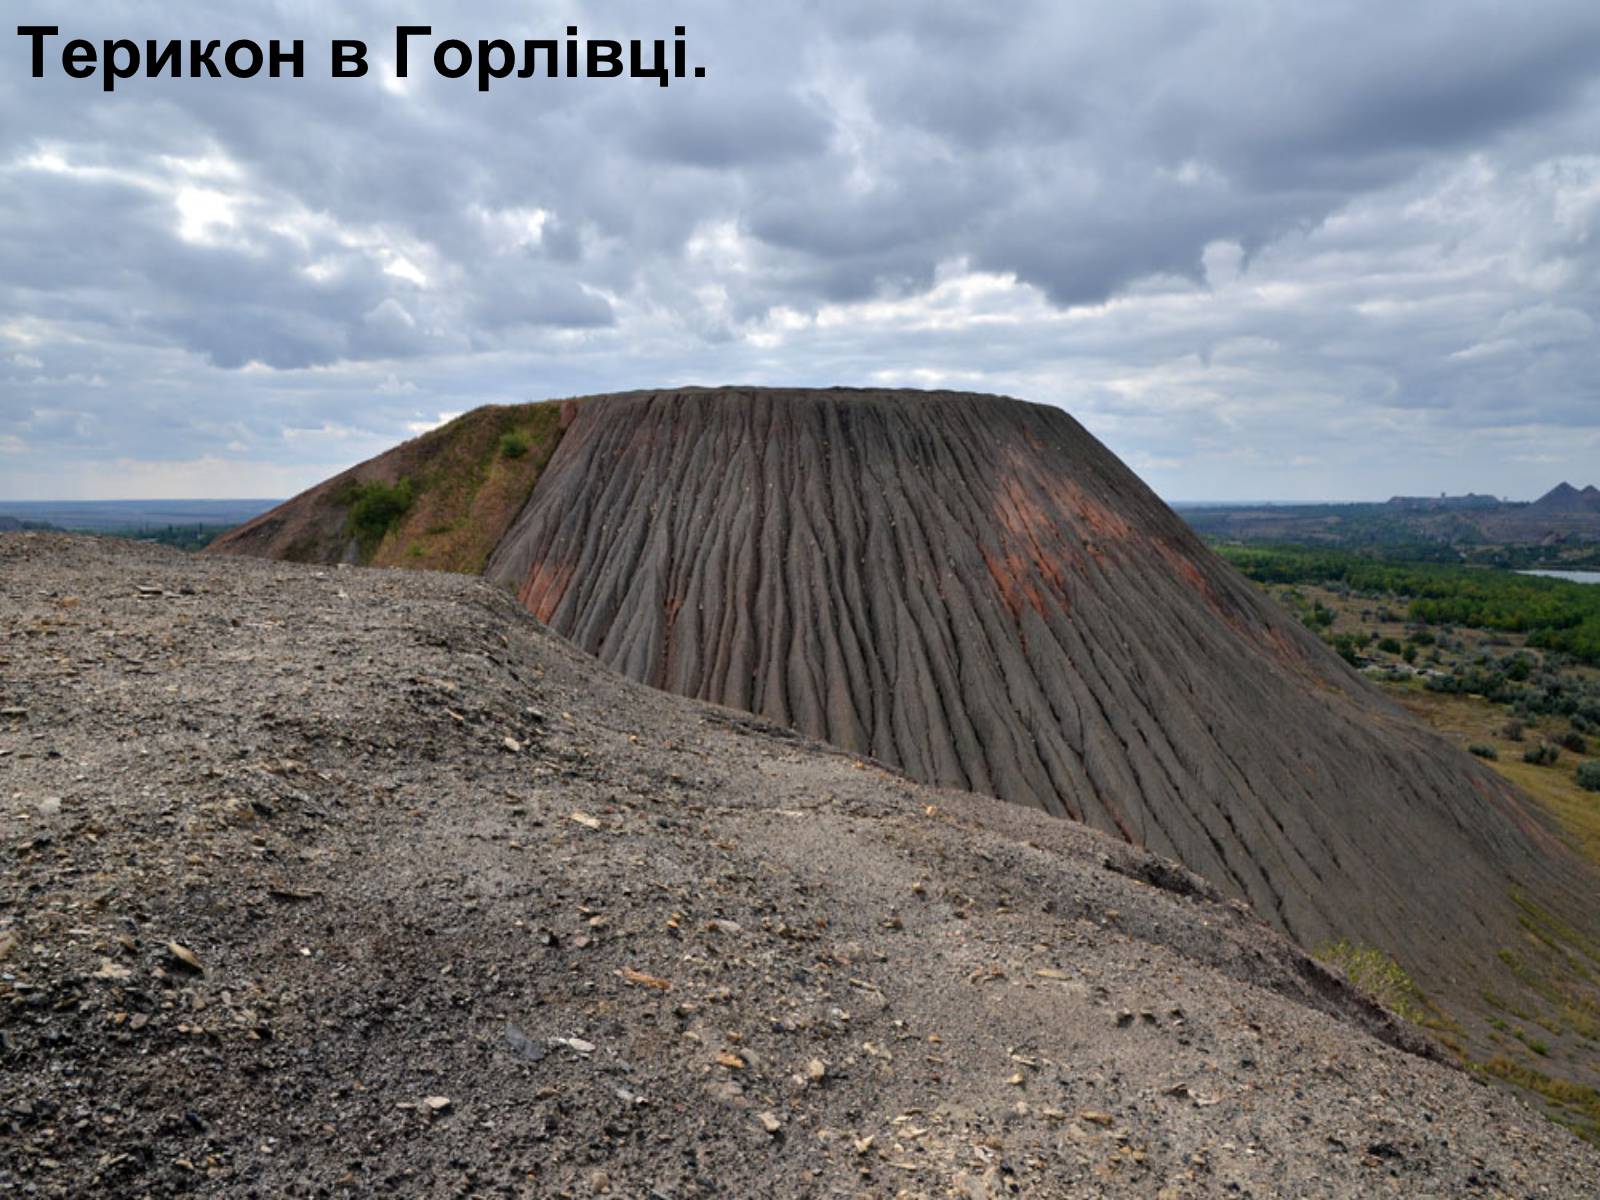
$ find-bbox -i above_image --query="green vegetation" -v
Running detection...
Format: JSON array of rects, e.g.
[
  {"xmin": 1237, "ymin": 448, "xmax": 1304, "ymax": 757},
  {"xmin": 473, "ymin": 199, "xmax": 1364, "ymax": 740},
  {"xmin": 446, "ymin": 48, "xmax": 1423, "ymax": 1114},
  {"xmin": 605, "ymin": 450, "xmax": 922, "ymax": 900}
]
[
  {"xmin": 1233, "ymin": 542, "xmax": 1600, "ymax": 1140},
  {"xmin": 341, "ymin": 478, "xmax": 416, "ymax": 553},
  {"xmin": 352, "ymin": 401, "xmax": 568, "ymax": 574},
  {"xmin": 1480, "ymin": 1056, "xmax": 1600, "ymax": 1143},
  {"xmin": 1223, "ymin": 544, "xmax": 1600, "ymax": 860},
  {"xmin": 1217, "ymin": 544, "xmax": 1600, "ymax": 664},
  {"xmin": 108, "ymin": 523, "xmax": 228, "ymax": 551},
  {"xmin": 1316, "ymin": 939, "xmax": 1428, "ymax": 1023},
  {"xmin": 1579, "ymin": 762, "xmax": 1600, "ymax": 792},
  {"xmin": 1182, "ymin": 500, "xmax": 1600, "ymax": 571}
]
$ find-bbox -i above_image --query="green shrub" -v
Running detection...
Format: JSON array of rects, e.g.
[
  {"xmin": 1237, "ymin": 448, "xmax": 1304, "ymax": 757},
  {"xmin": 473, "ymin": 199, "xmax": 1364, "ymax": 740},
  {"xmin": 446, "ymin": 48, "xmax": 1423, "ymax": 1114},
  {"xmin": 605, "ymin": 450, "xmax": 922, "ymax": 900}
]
[
  {"xmin": 1468, "ymin": 742, "xmax": 1498, "ymax": 760},
  {"xmin": 1559, "ymin": 731, "xmax": 1589, "ymax": 754},
  {"xmin": 1378, "ymin": 636, "xmax": 1404, "ymax": 654},
  {"xmin": 1578, "ymin": 762, "xmax": 1600, "ymax": 793},
  {"xmin": 498, "ymin": 431, "xmax": 531, "ymax": 459},
  {"xmin": 1502, "ymin": 719, "xmax": 1525, "ymax": 742},
  {"xmin": 344, "ymin": 478, "xmax": 415, "ymax": 551},
  {"xmin": 1524, "ymin": 743, "xmax": 1561, "ymax": 766}
]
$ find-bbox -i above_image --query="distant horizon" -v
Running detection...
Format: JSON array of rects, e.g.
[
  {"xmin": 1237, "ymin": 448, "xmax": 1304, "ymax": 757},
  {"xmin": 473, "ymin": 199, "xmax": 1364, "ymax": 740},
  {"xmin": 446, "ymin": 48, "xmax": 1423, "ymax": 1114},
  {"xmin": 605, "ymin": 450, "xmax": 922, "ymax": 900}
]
[{"xmin": 3, "ymin": 486, "xmax": 1592, "ymax": 511}]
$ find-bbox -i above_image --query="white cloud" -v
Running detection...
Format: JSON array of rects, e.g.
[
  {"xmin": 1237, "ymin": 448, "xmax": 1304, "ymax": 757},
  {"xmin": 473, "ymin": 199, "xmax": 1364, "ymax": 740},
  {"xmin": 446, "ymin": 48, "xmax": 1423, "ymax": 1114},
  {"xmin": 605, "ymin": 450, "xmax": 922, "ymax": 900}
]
[{"xmin": 1, "ymin": 1, "xmax": 1598, "ymax": 501}]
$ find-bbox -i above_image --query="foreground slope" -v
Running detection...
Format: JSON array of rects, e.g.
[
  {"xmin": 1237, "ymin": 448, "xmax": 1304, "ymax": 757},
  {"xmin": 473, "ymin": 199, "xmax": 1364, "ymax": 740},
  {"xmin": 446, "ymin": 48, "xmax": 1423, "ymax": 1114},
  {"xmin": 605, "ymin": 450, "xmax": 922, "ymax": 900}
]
[{"xmin": 4, "ymin": 534, "xmax": 1596, "ymax": 1197}]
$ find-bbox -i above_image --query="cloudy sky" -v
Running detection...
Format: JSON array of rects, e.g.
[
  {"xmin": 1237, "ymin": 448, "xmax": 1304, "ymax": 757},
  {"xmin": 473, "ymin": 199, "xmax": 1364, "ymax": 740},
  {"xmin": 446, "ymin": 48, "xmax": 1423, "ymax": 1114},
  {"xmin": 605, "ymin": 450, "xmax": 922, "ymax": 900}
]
[{"xmin": 4, "ymin": 1, "xmax": 1600, "ymax": 502}]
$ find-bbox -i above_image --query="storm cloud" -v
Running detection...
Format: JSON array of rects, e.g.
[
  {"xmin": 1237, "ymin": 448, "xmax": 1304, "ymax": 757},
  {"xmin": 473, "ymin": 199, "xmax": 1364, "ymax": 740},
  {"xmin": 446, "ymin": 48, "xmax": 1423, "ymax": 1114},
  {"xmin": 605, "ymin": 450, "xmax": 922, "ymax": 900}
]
[{"xmin": 3, "ymin": 0, "xmax": 1598, "ymax": 500}]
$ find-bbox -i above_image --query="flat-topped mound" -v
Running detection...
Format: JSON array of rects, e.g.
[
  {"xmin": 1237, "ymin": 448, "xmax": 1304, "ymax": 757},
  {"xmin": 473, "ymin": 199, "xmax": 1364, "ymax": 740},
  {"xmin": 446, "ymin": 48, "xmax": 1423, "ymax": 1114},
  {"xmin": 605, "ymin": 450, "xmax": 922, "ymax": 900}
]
[{"xmin": 211, "ymin": 387, "xmax": 1600, "ymax": 1082}]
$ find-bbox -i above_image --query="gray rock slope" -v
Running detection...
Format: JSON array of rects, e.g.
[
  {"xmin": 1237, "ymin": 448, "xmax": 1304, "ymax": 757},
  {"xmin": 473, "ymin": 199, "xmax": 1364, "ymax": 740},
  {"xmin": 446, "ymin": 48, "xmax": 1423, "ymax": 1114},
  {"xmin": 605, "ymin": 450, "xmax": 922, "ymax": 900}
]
[
  {"xmin": 484, "ymin": 388, "xmax": 1600, "ymax": 1038},
  {"xmin": 2, "ymin": 534, "xmax": 1596, "ymax": 1197}
]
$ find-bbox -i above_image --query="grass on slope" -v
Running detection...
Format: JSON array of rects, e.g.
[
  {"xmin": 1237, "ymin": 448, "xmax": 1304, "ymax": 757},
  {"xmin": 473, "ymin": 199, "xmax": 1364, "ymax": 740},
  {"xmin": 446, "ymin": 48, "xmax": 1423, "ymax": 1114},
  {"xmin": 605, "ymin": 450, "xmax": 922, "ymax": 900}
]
[
  {"xmin": 1369, "ymin": 681, "xmax": 1600, "ymax": 1140},
  {"xmin": 1316, "ymin": 940, "xmax": 1429, "ymax": 1024},
  {"xmin": 1221, "ymin": 549, "xmax": 1600, "ymax": 1138},
  {"xmin": 1390, "ymin": 685, "xmax": 1600, "ymax": 865},
  {"xmin": 352, "ymin": 402, "xmax": 567, "ymax": 573}
]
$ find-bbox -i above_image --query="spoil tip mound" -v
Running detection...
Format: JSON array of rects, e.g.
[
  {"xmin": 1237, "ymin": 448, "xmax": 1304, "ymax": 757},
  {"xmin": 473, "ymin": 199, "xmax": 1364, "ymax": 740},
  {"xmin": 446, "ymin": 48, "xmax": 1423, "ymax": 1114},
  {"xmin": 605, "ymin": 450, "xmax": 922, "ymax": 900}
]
[
  {"xmin": 209, "ymin": 385, "xmax": 1600, "ymax": 1079},
  {"xmin": 484, "ymin": 387, "xmax": 1600, "ymax": 1064}
]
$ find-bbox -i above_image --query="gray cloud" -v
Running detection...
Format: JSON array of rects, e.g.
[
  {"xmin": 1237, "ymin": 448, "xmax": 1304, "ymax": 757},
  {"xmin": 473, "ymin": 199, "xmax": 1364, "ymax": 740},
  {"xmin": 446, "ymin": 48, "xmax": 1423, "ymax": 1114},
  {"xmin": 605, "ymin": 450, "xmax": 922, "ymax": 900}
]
[{"xmin": 1, "ymin": 0, "xmax": 1598, "ymax": 500}]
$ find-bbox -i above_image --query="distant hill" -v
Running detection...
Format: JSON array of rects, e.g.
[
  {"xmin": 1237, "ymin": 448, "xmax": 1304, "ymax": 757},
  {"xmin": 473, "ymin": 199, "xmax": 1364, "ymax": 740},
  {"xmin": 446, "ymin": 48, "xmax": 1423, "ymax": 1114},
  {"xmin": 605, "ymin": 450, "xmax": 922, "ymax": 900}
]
[
  {"xmin": 1532, "ymin": 481, "xmax": 1600, "ymax": 514},
  {"xmin": 1384, "ymin": 492, "xmax": 1503, "ymax": 511},
  {"xmin": 1185, "ymin": 483, "xmax": 1600, "ymax": 566}
]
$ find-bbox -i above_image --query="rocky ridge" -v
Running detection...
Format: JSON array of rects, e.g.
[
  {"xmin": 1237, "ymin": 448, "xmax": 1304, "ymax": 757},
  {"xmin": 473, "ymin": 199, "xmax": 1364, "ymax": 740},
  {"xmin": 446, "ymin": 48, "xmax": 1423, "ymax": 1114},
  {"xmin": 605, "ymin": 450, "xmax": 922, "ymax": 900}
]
[{"xmin": 4, "ymin": 533, "xmax": 1597, "ymax": 1196}]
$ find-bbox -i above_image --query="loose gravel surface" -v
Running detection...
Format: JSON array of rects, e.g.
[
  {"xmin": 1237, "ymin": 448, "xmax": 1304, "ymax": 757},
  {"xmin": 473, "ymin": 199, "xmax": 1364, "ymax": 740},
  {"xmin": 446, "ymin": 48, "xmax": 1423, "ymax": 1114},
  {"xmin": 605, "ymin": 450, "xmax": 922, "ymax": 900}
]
[{"xmin": 3, "ymin": 534, "xmax": 1596, "ymax": 1198}]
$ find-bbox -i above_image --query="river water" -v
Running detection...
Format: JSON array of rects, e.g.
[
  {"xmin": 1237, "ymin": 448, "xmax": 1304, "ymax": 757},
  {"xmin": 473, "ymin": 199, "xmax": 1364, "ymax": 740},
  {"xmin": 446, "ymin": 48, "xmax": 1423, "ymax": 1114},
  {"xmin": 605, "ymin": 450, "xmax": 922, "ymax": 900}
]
[{"xmin": 1519, "ymin": 569, "xmax": 1600, "ymax": 585}]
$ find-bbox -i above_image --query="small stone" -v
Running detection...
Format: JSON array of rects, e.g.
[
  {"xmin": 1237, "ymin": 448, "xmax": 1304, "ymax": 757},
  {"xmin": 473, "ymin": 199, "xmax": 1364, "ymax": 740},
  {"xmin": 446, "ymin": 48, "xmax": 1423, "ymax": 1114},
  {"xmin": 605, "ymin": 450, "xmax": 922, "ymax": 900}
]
[
  {"xmin": 717, "ymin": 1051, "xmax": 747, "ymax": 1070},
  {"xmin": 502, "ymin": 736, "xmax": 522, "ymax": 753},
  {"xmin": 166, "ymin": 942, "xmax": 203, "ymax": 973},
  {"xmin": 94, "ymin": 959, "xmax": 132, "ymax": 981},
  {"xmin": 1035, "ymin": 968, "xmax": 1070, "ymax": 980},
  {"xmin": 756, "ymin": 1111, "xmax": 782, "ymax": 1134},
  {"xmin": 1114, "ymin": 1010, "xmax": 1134, "ymax": 1028},
  {"xmin": 422, "ymin": 1095, "xmax": 452, "ymax": 1113},
  {"xmin": 589, "ymin": 1169, "xmax": 611, "ymax": 1194},
  {"xmin": 568, "ymin": 812, "xmax": 602, "ymax": 830},
  {"xmin": 1079, "ymin": 1110, "xmax": 1115, "ymax": 1127},
  {"xmin": 37, "ymin": 797, "xmax": 61, "ymax": 817},
  {"xmin": 621, "ymin": 967, "xmax": 671, "ymax": 991},
  {"xmin": 807, "ymin": 1058, "xmax": 827, "ymax": 1082},
  {"xmin": 502, "ymin": 1022, "xmax": 547, "ymax": 1062}
]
